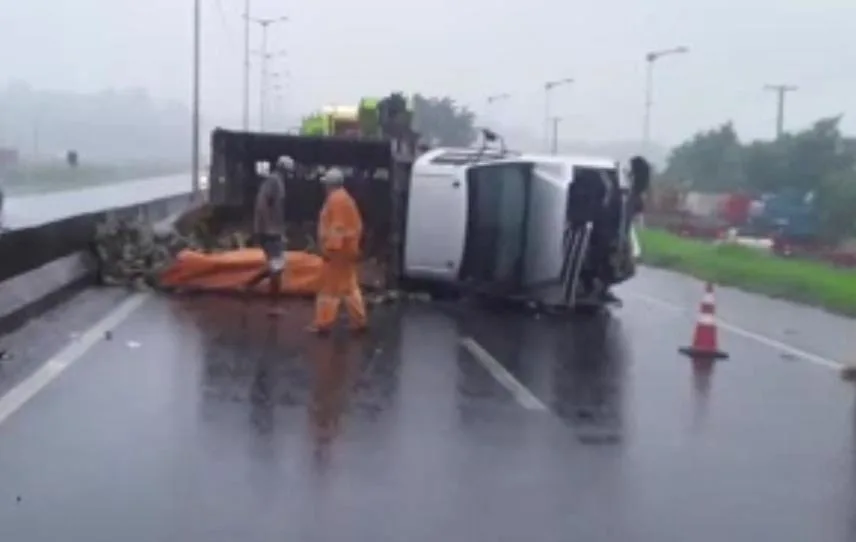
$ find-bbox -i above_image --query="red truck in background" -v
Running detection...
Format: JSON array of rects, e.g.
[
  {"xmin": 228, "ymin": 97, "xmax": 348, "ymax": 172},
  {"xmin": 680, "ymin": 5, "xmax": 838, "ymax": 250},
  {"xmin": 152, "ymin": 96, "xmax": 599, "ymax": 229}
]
[
  {"xmin": 646, "ymin": 188, "xmax": 753, "ymax": 240},
  {"xmin": 720, "ymin": 193, "xmax": 753, "ymax": 227},
  {"xmin": 647, "ymin": 187, "xmax": 856, "ymax": 267}
]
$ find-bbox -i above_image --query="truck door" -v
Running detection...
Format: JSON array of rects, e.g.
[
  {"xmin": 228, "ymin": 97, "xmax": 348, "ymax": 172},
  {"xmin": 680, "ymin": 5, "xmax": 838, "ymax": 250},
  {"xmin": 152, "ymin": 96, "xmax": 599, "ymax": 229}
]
[{"xmin": 459, "ymin": 161, "xmax": 532, "ymax": 294}]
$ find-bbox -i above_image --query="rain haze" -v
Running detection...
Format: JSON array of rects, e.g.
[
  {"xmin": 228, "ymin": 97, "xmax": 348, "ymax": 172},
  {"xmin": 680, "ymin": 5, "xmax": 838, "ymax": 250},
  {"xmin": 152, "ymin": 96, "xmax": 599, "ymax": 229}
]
[
  {"xmin": 1, "ymin": 0, "xmax": 855, "ymax": 153},
  {"xmin": 5, "ymin": 2, "xmax": 856, "ymax": 542}
]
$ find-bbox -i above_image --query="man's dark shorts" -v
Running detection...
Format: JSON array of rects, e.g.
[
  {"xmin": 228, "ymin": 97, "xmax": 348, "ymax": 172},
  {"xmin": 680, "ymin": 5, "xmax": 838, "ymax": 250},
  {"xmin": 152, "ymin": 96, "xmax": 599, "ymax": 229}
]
[{"xmin": 257, "ymin": 233, "xmax": 286, "ymax": 272}]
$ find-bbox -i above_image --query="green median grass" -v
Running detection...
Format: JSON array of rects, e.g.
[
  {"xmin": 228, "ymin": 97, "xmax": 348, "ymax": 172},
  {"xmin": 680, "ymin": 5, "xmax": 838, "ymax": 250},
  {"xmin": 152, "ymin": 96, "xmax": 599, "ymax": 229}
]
[{"xmin": 638, "ymin": 228, "xmax": 856, "ymax": 316}]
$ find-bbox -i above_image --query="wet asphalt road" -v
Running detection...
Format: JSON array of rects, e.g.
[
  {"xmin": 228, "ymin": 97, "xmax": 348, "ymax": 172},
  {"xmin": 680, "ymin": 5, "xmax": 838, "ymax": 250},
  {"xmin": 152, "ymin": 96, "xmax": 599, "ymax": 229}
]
[{"xmin": 1, "ymin": 275, "xmax": 856, "ymax": 542}]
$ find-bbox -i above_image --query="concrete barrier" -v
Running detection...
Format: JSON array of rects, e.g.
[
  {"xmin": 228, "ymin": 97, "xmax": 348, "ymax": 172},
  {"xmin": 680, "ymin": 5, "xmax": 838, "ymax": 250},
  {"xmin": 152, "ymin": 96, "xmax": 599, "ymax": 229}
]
[{"xmin": 0, "ymin": 175, "xmax": 194, "ymax": 330}]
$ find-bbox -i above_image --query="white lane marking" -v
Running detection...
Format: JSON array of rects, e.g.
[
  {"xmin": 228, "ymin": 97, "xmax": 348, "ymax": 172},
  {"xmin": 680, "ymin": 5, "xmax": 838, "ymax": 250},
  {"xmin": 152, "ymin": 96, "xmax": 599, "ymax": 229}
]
[
  {"xmin": 626, "ymin": 291, "xmax": 844, "ymax": 371},
  {"xmin": 459, "ymin": 337, "xmax": 548, "ymax": 411},
  {"xmin": 0, "ymin": 292, "xmax": 151, "ymax": 426}
]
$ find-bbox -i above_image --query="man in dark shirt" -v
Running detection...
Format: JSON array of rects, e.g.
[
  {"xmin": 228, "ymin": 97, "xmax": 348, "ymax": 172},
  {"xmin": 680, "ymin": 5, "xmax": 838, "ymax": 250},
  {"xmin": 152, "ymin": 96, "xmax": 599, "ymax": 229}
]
[{"xmin": 244, "ymin": 156, "xmax": 293, "ymax": 303}]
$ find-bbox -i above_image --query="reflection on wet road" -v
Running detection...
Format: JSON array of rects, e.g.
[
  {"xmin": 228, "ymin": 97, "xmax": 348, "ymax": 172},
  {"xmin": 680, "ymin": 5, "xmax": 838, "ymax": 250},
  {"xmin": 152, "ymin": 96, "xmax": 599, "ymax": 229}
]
[{"xmin": 0, "ymin": 290, "xmax": 855, "ymax": 541}]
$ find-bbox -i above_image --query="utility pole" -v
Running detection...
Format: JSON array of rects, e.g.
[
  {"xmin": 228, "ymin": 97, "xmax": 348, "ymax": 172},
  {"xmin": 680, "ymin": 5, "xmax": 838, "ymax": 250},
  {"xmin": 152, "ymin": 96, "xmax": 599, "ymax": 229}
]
[
  {"xmin": 248, "ymin": 16, "xmax": 288, "ymax": 131},
  {"xmin": 191, "ymin": 0, "xmax": 201, "ymax": 197},
  {"xmin": 242, "ymin": 0, "xmax": 250, "ymax": 132},
  {"xmin": 642, "ymin": 46, "xmax": 689, "ymax": 156},
  {"xmin": 550, "ymin": 116, "xmax": 561, "ymax": 155},
  {"xmin": 543, "ymin": 78, "xmax": 573, "ymax": 152},
  {"xmin": 764, "ymin": 84, "xmax": 798, "ymax": 139}
]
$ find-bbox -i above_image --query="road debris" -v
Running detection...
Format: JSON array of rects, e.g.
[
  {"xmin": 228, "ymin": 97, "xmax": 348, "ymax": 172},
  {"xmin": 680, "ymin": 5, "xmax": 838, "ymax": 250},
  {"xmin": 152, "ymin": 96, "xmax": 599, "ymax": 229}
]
[
  {"xmin": 94, "ymin": 216, "xmax": 202, "ymax": 288},
  {"xmin": 91, "ymin": 211, "xmax": 435, "ymax": 308},
  {"xmin": 93, "ymin": 213, "xmax": 318, "ymax": 289}
]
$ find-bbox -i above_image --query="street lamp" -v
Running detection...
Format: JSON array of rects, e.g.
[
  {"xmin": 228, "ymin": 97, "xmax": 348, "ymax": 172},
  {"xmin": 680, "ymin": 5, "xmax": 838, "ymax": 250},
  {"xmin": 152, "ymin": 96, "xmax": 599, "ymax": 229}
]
[
  {"xmin": 252, "ymin": 48, "xmax": 287, "ymax": 130},
  {"xmin": 549, "ymin": 116, "xmax": 562, "ymax": 155},
  {"xmin": 487, "ymin": 93, "xmax": 511, "ymax": 105},
  {"xmin": 642, "ymin": 46, "xmax": 689, "ymax": 155},
  {"xmin": 543, "ymin": 78, "xmax": 573, "ymax": 152},
  {"xmin": 247, "ymin": 15, "xmax": 288, "ymax": 131},
  {"xmin": 270, "ymin": 82, "xmax": 288, "ymax": 130},
  {"xmin": 268, "ymin": 70, "xmax": 290, "ymax": 129},
  {"xmin": 485, "ymin": 93, "xmax": 510, "ymax": 128}
]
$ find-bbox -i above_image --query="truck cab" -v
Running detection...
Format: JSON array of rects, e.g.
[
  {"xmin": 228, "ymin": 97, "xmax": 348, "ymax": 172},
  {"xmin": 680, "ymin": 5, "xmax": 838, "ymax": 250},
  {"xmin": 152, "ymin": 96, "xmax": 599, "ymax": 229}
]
[
  {"xmin": 299, "ymin": 106, "xmax": 362, "ymax": 137},
  {"xmin": 403, "ymin": 148, "xmax": 520, "ymax": 285}
]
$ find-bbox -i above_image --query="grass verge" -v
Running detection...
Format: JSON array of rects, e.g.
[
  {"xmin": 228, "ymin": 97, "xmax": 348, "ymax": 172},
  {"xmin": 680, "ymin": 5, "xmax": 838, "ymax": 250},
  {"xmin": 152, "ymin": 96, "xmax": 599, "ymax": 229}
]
[{"xmin": 638, "ymin": 228, "xmax": 856, "ymax": 317}]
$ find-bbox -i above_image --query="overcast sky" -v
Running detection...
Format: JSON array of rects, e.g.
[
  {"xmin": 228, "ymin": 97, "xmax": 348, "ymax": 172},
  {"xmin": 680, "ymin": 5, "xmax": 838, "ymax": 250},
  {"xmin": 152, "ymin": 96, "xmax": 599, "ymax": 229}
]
[{"xmin": 1, "ymin": 0, "xmax": 854, "ymax": 146}]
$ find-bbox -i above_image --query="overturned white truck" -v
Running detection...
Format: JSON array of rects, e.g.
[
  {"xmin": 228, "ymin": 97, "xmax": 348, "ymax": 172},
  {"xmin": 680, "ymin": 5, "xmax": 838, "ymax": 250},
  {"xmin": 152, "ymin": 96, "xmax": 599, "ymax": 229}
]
[
  {"xmin": 201, "ymin": 128, "xmax": 650, "ymax": 313},
  {"xmin": 402, "ymin": 143, "xmax": 648, "ymax": 311}
]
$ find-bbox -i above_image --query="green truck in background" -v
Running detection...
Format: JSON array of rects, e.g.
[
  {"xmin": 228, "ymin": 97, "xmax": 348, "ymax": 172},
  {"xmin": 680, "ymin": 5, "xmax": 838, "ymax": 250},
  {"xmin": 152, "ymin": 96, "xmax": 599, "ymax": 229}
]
[{"xmin": 299, "ymin": 94, "xmax": 415, "ymax": 141}]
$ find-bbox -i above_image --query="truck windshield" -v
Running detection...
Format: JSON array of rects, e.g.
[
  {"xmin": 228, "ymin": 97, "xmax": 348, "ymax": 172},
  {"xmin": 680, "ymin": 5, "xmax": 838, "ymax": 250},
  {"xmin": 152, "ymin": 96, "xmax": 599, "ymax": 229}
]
[{"xmin": 460, "ymin": 162, "xmax": 530, "ymax": 290}]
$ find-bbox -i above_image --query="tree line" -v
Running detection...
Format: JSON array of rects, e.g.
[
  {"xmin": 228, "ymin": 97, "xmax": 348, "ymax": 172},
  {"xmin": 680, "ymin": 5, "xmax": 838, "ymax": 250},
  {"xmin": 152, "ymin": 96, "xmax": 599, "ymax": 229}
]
[
  {"xmin": 0, "ymin": 82, "xmax": 191, "ymax": 164},
  {"xmin": 661, "ymin": 116, "xmax": 856, "ymax": 240},
  {"xmin": 411, "ymin": 94, "xmax": 476, "ymax": 147}
]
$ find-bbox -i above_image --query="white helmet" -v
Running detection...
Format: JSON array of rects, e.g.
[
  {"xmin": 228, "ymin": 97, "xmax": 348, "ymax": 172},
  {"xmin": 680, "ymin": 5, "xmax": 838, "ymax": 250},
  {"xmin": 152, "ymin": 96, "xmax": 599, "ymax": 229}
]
[
  {"xmin": 320, "ymin": 167, "xmax": 345, "ymax": 185},
  {"xmin": 275, "ymin": 155, "xmax": 296, "ymax": 172}
]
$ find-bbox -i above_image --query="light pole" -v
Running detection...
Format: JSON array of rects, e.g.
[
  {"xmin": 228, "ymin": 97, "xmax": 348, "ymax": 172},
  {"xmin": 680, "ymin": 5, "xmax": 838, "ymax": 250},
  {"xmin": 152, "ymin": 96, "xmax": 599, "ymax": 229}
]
[
  {"xmin": 550, "ymin": 116, "xmax": 562, "ymax": 155},
  {"xmin": 642, "ymin": 46, "xmax": 688, "ymax": 156},
  {"xmin": 248, "ymin": 15, "xmax": 288, "ymax": 131},
  {"xmin": 268, "ymin": 71, "xmax": 290, "ymax": 130},
  {"xmin": 191, "ymin": 0, "xmax": 201, "ymax": 197},
  {"xmin": 544, "ymin": 78, "xmax": 573, "ymax": 152},
  {"xmin": 485, "ymin": 92, "xmax": 510, "ymax": 127},
  {"xmin": 252, "ymin": 49, "xmax": 287, "ymax": 131}
]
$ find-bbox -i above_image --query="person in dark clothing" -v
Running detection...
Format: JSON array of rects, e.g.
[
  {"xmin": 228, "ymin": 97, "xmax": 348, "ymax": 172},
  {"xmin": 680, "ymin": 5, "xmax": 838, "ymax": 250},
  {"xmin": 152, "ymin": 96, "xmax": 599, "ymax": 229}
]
[
  {"xmin": 244, "ymin": 156, "xmax": 294, "ymax": 307},
  {"xmin": 564, "ymin": 167, "xmax": 615, "ymax": 302},
  {"xmin": 628, "ymin": 155, "xmax": 651, "ymax": 217}
]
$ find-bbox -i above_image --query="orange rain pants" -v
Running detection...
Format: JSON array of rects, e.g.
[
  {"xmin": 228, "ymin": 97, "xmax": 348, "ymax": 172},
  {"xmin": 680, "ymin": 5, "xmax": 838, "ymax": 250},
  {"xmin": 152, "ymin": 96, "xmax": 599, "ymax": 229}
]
[{"xmin": 312, "ymin": 187, "xmax": 367, "ymax": 331}]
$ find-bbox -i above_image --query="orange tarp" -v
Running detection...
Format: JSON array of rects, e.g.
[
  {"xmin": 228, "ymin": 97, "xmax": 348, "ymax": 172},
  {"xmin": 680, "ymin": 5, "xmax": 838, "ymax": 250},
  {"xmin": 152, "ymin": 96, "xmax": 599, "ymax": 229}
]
[{"xmin": 159, "ymin": 249, "xmax": 323, "ymax": 295}]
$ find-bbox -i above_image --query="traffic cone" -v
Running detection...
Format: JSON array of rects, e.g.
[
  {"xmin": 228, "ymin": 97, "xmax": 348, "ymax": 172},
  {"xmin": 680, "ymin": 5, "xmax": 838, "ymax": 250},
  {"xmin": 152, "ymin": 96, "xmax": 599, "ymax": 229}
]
[{"xmin": 679, "ymin": 282, "xmax": 729, "ymax": 360}]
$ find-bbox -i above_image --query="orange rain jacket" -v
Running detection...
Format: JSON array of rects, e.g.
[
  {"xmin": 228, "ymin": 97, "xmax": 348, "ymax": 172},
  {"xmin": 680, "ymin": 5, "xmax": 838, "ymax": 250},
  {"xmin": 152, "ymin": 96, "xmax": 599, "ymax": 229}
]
[{"xmin": 317, "ymin": 187, "xmax": 363, "ymax": 296}]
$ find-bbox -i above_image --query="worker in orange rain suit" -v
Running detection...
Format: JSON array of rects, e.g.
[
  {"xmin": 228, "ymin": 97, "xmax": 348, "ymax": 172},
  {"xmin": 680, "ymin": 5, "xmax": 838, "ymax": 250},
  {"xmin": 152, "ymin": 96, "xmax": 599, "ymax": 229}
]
[{"xmin": 306, "ymin": 167, "xmax": 368, "ymax": 334}]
